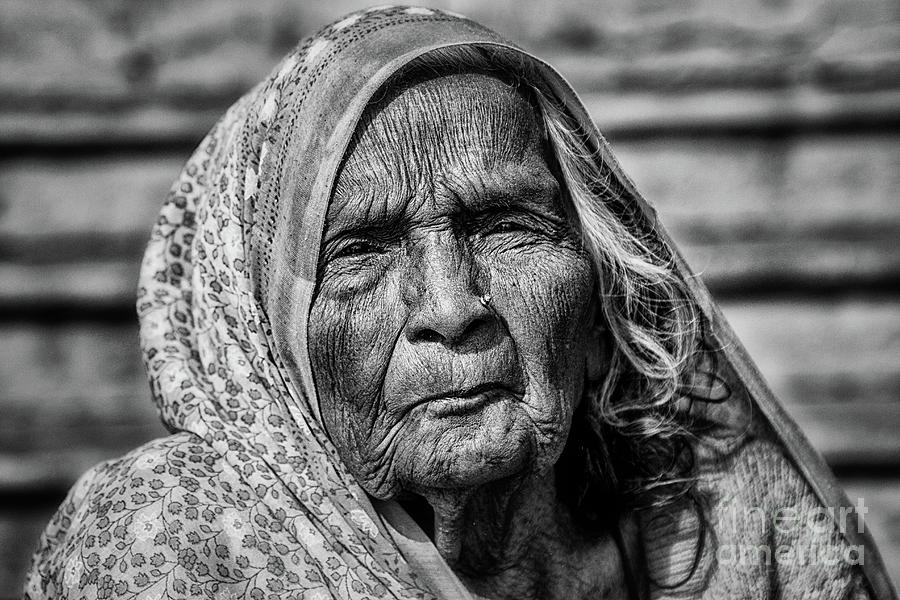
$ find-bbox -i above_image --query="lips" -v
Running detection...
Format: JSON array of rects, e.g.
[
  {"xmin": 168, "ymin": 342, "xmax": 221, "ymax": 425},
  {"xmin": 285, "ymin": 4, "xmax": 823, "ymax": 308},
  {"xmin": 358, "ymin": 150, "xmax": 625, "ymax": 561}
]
[
  {"xmin": 421, "ymin": 382, "xmax": 522, "ymax": 418},
  {"xmin": 383, "ymin": 341, "xmax": 524, "ymax": 419}
]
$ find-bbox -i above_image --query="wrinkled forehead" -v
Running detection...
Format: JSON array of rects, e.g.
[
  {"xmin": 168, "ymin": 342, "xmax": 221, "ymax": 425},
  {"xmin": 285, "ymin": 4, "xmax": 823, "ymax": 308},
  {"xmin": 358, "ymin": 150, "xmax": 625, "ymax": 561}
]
[{"xmin": 327, "ymin": 72, "xmax": 555, "ymax": 229}]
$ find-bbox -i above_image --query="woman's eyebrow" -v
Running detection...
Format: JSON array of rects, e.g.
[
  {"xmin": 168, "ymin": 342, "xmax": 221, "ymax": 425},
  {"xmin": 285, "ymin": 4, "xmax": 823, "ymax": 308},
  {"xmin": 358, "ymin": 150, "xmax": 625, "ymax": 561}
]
[
  {"xmin": 466, "ymin": 176, "xmax": 562, "ymax": 214},
  {"xmin": 323, "ymin": 185, "xmax": 415, "ymax": 242},
  {"xmin": 323, "ymin": 211, "xmax": 407, "ymax": 245}
]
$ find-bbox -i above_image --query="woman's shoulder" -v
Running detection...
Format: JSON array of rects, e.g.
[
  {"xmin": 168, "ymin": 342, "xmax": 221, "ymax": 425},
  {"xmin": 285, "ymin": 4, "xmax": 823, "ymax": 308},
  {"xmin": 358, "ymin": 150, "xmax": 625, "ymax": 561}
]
[
  {"xmin": 99, "ymin": 431, "xmax": 222, "ymax": 481},
  {"xmin": 60, "ymin": 432, "xmax": 225, "ymax": 512},
  {"xmin": 643, "ymin": 437, "xmax": 871, "ymax": 599},
  {"xmin": 24, "ymin": 432, "xmax": 240, "ymax": 599},
  {"xmin": 697, "ymin": 436, "xmax": 808, "ymax": 507},
  {"xmin": 706, "ymin": 437, "xmax": 869, "ymax": 597}
]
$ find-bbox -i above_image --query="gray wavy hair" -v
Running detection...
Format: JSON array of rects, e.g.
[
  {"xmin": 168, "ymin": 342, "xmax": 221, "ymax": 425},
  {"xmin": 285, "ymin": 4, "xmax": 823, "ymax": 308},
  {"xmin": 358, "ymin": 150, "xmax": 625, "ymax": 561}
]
[{"xmin": 385, "ymin": 45, "xmax": 709, "ymax": 533}]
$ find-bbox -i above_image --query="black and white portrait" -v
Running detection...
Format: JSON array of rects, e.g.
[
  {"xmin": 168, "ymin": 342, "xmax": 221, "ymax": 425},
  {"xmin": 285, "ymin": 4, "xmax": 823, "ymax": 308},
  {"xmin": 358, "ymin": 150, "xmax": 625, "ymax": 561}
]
[{"xmin": 2, "ymin": 2, "xmax": 898, "ymax": 599}]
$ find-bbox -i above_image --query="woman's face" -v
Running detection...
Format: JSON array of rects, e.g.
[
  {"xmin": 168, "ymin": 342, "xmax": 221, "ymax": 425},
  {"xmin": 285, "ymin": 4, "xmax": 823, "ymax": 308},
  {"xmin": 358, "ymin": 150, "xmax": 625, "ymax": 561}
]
[{"xmin": 307, "ymin": 73, "xmax": 597, "ymax": 499}]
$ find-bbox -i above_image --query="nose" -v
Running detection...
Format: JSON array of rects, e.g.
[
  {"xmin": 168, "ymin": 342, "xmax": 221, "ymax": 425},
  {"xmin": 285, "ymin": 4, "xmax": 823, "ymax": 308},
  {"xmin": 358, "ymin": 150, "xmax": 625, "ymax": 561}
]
[{"xmin": 403, "ymin": 235, "xmax": 497, "ymax": 349}]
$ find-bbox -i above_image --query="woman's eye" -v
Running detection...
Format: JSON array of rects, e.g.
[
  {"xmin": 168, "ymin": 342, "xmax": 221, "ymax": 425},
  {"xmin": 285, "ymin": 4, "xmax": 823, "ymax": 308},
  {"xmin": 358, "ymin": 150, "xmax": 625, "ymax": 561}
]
[
  {"xmin": 333, "ymin": 240, "xmax": 383, "ymax": 259},
  {"xmin": 487, "ymin": 220, "xmax": 525, "ymax": 235}
]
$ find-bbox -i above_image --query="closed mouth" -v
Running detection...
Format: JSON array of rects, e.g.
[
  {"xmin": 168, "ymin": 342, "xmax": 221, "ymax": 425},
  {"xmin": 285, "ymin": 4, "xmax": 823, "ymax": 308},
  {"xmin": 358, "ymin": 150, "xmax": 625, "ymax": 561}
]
[{"xmin": 422, "ymin": 382, "xmax": 520, "ymax": 417}]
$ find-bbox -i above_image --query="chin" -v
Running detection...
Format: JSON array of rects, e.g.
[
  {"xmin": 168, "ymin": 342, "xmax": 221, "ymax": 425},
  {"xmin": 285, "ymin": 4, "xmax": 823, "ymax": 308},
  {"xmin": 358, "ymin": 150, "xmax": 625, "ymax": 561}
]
[{"xmin": 399, "ymin": 399, "xmax": 555, "ymax": 492}]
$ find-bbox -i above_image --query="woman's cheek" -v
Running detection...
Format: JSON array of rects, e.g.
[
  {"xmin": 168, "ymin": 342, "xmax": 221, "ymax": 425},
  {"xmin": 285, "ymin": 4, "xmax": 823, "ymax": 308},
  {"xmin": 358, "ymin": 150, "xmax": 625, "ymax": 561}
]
[
  {"xmin": 490, "ymin": 246, "xmax": 594, "ymax": 353},
  {"xmin": 311, "ymin": 272, "xmax": 406, "ymax": 452},
  {"xmin": 315, "ymin": 275, "xmax": 386, "ymax": 383},
  {"xmin": 487, "ymin": 247, "xmax": 593, "ymax": 447}
]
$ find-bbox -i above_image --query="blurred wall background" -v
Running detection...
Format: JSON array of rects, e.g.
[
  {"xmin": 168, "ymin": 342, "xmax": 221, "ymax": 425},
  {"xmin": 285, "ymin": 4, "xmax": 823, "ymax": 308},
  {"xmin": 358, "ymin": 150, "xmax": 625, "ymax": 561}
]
[{"xmin": 1, "ymin": 0, "xmax": 898, "ymax": 596}]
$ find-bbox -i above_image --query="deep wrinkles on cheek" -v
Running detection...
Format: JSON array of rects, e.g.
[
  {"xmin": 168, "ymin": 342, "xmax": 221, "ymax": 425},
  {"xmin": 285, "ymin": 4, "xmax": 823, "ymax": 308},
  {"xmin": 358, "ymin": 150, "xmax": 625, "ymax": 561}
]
[
  {"xmin": 326, "ymin": 291, "xmax": 396, "ymax": 408},
  {"xmin": 316, "ymin": 274, "xmax": 417, "ymax": 487},
  {"xmin": 357, "ymin": 417, "xmax": 405, "ymax": 494},
  {"xmin": 313, "ymin": 293, "xmax": 389, "ymax": 439},
  {"xmin": 497, "ymin": 254, "xmax": 593, "ymax": 434}
]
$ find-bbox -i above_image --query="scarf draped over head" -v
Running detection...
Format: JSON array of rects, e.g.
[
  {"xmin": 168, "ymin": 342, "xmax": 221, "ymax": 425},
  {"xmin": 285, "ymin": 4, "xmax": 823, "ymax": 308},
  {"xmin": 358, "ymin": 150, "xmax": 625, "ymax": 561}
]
[{"xmin": 24, "ymin": 5, "xmax": 895, "ymax": 600}]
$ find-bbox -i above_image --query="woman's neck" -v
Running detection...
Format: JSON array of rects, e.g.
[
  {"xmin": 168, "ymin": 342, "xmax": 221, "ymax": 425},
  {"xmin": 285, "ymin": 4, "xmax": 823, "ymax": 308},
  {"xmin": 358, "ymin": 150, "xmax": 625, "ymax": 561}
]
[{"xmin": 409, "ymin": 473, "xmax": 633, "ymax": 600}]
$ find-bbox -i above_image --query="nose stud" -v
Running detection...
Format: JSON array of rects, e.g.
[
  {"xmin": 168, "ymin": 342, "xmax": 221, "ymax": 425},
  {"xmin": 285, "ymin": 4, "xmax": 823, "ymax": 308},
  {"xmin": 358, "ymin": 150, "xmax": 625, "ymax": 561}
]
[{"xmin": 479, "ymin": 294, "xmax": 492, "ymax": 308}]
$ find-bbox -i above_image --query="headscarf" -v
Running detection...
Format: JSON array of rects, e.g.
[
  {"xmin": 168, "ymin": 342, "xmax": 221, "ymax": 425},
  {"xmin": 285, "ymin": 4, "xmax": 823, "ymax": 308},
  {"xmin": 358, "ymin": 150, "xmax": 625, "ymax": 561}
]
[{"xmin": 25, "ymin": 6, "xmax": 895, "ymax": 600}]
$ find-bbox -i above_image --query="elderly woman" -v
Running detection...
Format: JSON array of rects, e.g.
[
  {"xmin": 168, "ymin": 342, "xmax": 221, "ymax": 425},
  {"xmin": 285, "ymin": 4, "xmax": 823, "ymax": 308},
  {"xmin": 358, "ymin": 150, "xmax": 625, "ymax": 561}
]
[{"xmin": 25, "ymin": 6, "xmax": 893, "ymax": 600}]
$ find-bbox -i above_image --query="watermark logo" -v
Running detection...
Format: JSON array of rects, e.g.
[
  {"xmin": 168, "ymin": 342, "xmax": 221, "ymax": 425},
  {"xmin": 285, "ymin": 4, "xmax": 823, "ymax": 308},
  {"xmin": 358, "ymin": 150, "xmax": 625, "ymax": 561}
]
[{"xmin": 716, "ymin": 497, "xmax": 868, "ymax": 567}]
